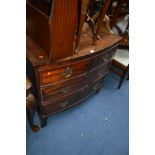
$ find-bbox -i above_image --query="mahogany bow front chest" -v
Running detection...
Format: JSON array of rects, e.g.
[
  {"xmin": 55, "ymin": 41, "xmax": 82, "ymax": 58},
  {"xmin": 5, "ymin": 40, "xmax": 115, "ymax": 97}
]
[{"xmin": 26, "ymin": 0, "xmax": 121, "ymax": 127}]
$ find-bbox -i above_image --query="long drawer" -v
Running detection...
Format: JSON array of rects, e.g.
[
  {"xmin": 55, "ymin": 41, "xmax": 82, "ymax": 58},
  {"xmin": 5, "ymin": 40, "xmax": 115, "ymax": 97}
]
[
  {"xmin": 90, "ymin": 45, "xmax": 116, "ymax": 70},
  {"xmin": 39, "ymin": 59, "xmax": 90, "ymax": 86},
  {"xmin": 40, "ymin": 61, "xmax": 111, "ymax": 106},
  {"xmin": 41, "ymin": 76, "xmax": 87, "ymax": 103},
  {"xmin": 41, "ymin": 88, "xmax": 88, "ymax": 115},
  {"xmin": 41, "ymin": 80, "xmax": 102, "ymax": 116}
]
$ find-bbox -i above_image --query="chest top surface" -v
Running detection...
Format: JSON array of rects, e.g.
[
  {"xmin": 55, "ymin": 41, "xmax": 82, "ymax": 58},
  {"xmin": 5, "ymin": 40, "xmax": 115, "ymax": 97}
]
[{"xmin": 26, "ymin": 34, "xmax": 122, "ymax": 67}]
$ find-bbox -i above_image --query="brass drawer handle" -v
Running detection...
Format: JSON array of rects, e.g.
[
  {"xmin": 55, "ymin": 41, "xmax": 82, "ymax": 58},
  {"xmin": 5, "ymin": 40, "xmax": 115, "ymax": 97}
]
[
  {"xmin": 84, "ymin": 85, "xmax": 88, "ymax": 88},
  {"xmin": 93, "ymin": 83, "xmax": 100, "ymax": 90},
  {"xmin": 59, "ymin": 101, "xmax": 69, "ymax": 108},
  {"xmin": 62, "ymin": 66, "xmax": 72, "ymax": 78},
  {"xmin": 98, "ymin": 72, "xmax": 103, "ymax": 77},
  {"xmin": 93, "ymin": 86, "xmax": 97, "ymax": 90},
  {"xmin": 60, "ymin": 86, "xmax": 70, "ymax": 94},
  {"xmin": 102, "ymin": 56, "xmax": 109, "ymax": 63},
  {"xmin": 93, "ymin": 84, "xmax": 98, "ymax": 90},
  {"xmin": 81, "ymin": 85, "xmax": 88, "ymax": 92}
]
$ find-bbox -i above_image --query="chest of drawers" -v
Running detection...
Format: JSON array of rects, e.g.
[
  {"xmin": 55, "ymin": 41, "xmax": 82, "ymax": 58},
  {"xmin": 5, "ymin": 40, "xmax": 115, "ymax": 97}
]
[
  {"xmin": 26, "ymin": 34, "xmax": 121, "ymax": 127},
  {"xmin": 26, "ymin": 0, "xmax": 122, "ymax": 127}
]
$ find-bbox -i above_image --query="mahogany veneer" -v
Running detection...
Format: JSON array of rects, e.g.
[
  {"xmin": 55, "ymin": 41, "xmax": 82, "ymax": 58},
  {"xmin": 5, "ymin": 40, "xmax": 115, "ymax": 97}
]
[
  {"xmin": 26, "ymin": 0, "xmax": 122, "ymax": 127},
  {"xmin": 27, "ymin": 34, "xmax": 121, "ymax": 127}
]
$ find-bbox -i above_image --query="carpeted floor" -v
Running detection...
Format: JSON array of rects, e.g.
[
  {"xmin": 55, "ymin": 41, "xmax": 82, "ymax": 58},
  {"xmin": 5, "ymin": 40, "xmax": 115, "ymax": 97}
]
[{"xmin": 26, "ymin": 72, "xmax": 129, "ymax": 155}]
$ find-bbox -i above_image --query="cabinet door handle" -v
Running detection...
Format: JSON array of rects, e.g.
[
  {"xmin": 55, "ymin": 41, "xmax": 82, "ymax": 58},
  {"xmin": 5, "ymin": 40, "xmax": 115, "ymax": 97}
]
[
  {"xmin": 62, "ymin": 66, "xmax": 72, "ymax": 78},
  {"xmin": 59, "ymin": 101, "xmax": 69, "ymax": 108},
  {"xmin": 60, "ymin": 87, "xmax": 70, "ymax": 94}
]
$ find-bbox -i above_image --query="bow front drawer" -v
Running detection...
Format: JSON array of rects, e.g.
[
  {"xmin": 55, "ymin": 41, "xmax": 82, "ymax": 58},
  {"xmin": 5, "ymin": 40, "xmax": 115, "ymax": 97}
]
[
  {"xmin": 41, "ymin": 77, "xmax": 87, "ymax": 103},
  {"xmin": 88, "ymin": 61, "xmax": 112, "ymax": 83},
  {"xmin": 39, "ymin": 59, "xmax": 90, "ymax": 86},
  {"xmin": 90, "ymin": 46, "xmax": 117, "ymax": 70},
  {"xmin": 41, "ymin": 80, "xmax": 103, "ymax": 116}
]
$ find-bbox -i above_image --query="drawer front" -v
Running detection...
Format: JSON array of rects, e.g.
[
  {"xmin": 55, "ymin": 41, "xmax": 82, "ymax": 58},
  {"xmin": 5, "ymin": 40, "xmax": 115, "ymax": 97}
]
[
  {"xmin": 90, "ymin": 46, "xmax": 116, "ymax": 70},
  {"xmin": 41, "ymin": 77, "xmax": 87, "ymax": 103},
  {"xmin": 88, "ymin": 62, "xmax": 112, "ymax": 83},
  {"xmin": 41, "ymin": 81, "xmax": 102, "ymax": 116},
  {"xmin": 41, "ymin": 89, "xmax": 87, "ymax": 115},
  {"xmin": 39, "ymin": 59, "xmax": 90, "ymax": 86}
]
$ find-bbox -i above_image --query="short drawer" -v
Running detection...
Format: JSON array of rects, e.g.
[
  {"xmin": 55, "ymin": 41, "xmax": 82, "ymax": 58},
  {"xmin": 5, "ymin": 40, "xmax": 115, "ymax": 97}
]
[
  {"xmin": 88, "ymin": 61, "xmax": 112, "ymax": 83},
  {"xmin": 41, "ymin": 77, "xmax": 87, "ymax": 103},
  {"xmin": 39, "ymin": 59, "xmax": 90, "ymax": 86},
  {"xmin": 90, "ymin": 46, "xmax": 116, "ymax": 70}
]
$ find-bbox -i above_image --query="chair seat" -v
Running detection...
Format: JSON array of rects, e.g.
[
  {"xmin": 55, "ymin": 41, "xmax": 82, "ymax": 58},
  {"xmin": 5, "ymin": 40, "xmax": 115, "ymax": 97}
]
[
  {"xmin": 112, "ymin": 15, "xmax": 129, "ymax": 34},
  {"xmin": 113, "ymin": 49, "xmax": 129, "ymax": 67}
]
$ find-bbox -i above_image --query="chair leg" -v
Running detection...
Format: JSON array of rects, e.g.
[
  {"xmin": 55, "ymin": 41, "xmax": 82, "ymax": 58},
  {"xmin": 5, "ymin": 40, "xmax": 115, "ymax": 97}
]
[{"xmin": 117, "ymin": 70, "xmax": 127, "ymax": 89}]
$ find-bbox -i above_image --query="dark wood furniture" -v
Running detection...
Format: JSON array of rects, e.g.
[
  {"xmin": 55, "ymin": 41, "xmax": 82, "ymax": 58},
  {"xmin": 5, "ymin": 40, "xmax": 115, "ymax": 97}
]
[
  {"xmin": 118, "ymin": 19, "xmax": 129, "ymax": 49},
  {"xmin": 27, "ymin": 0, "xmax": 78, "ymax": 61},
  {"xmin": 111, "ymin": 49, "xmax": 129, "ymax": 89},
  {"xmin": 26, "ymin": 0, "xmax": 122, "ymax": 127},
  {"xmin": 109, "ymin": 0, "xmax": 129, "ymax": 28},
  {"xmin": 108, "ymin": 0, "xmax": 129, "ymax": 48},
  {"xmin": 93, "ymin": 0, "xmax": 111, "ymax": 44},
  {"xmin": 26, "ymin": 78, "xmax": 40, "ymax": 131},
  {"xmin": 109, "ymin": 2, "xmax": 129, "ymax": 89}
]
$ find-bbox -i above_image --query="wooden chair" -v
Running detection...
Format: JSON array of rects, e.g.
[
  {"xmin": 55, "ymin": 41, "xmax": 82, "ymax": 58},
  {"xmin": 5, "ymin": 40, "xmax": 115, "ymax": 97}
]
[
  {"xmin": 86, "ymin": 0, "xmax": 129, "ymax": 89},
  {"xmin": 108, "ymin": 0, "xmax": 129, "ymax": 28},
  {"xmin": 104, "ymin": 0, "xmax": 129, "ymax": 89},
  {"xmin": 110, "ymin": 14, "xmax": 129, "ymax": 89},
  {"xmin": 111, "ymin": 48, "xmax": 129, "ymax": 89},
  {"xmin": 109, "ymin": 0, "xmax": 129, "ymax": 49}
]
